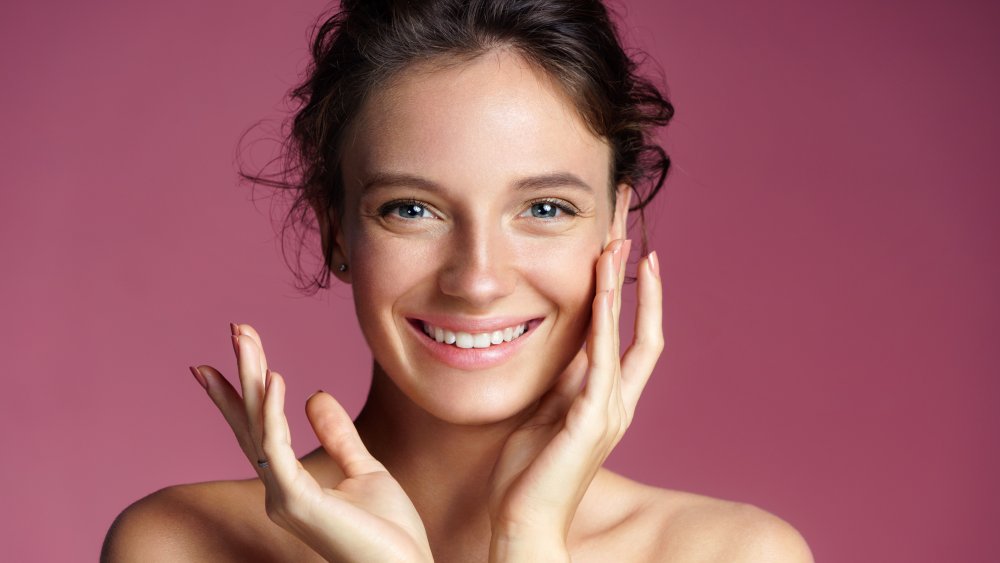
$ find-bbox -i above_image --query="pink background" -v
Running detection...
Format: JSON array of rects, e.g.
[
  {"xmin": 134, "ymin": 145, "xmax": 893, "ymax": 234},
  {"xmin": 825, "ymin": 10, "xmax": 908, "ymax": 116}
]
[{"xmin": 2, "ymin": 1, "xmax": 998, "ymax": 561}]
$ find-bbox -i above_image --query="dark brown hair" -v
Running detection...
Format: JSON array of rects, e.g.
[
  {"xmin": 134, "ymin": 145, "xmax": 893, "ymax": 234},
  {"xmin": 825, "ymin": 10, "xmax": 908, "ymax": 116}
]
[{"xmin": 240, "ymin": 0, "xmax": 674, "ymax": 294}]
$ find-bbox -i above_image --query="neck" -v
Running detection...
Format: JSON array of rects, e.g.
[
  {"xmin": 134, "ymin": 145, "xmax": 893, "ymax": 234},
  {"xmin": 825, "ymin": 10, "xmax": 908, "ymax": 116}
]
[{"xmin": 351, "ymin": 362, "xmax": 533, "ymax": 541}]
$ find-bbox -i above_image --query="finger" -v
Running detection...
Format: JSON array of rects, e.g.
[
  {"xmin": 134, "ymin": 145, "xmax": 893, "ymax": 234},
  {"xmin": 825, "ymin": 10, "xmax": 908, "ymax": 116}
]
[
  {"xmin": 599, "ymin": 239, "xmax": 621, "ymax": 293},
  {"xmin": 614, "ymin": 239, "xmax": 631, "ymax": 359},
  {"xmin": 581, "ymin": 240, "xmax": 622, "ymax": 403},
  {"xmin": 239, "ymin": 328, "xmax": 290, "ymax": 450},
  {"xmin": 306, "ymin": 391, "xmax": 386, "ymax": 478},
  {"xmin": 608, "ymin": 239, "xmax": 629, "ymax": 417},
  {"xmin": 194, "ymin": 365, "xmax": 257, "ymax": 463},
  {"xmin": 235, "ymin": 323, "xmax": 269, "ymax": 387},
  {"xmin": 581, "ymin": 285, "xmax": 616, "ymax": 408},
  {"xmin": 621, "ymin": 251, "xmax": 664, "ymax": 413},
  {"xmin": 233, "ymin": 334, "xmax": 266, "ymax": 461},
  {"xmin": 260, "ymin": 371, "xmax": 303, "ymax": 490}
]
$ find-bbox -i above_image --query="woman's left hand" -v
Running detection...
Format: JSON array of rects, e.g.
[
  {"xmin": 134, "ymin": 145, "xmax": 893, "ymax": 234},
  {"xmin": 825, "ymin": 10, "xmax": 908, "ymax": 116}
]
[{"xmin": 486, "ymin": 238, "xmax": 663, "ymax": 562}]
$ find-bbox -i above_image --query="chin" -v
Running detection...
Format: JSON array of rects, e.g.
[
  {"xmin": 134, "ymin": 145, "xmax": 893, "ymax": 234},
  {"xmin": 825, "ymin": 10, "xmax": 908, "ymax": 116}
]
[
  {"xmin": 375, "ymin": 356, "xmax": 552, "ymax": 426},
  {"xmin": 415, "ymin": 379, "xmax": 543, "ymax": 426}
]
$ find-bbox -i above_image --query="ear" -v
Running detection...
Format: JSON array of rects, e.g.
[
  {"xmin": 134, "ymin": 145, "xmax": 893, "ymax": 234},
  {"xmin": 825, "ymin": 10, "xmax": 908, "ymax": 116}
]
[
  {"xmin": 604, "ymin": 183, "xmax": 633, "ymax": 246},
  {"xmin": 312, "ymin": 201, "xmax": 352, "ymax": 284}
]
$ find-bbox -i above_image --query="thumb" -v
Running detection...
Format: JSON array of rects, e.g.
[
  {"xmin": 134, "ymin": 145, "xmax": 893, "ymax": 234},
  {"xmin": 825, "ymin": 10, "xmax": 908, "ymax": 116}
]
[{"xmin": 306, "ymin": 391, "xmax": 386, "ymax": 478}]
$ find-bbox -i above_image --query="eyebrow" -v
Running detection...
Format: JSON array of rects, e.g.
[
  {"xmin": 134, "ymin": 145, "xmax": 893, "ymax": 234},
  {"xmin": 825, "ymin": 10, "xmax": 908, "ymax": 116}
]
[{"xmin": 359, "ymin": 171, "xmax": 595, "ymax": 194}]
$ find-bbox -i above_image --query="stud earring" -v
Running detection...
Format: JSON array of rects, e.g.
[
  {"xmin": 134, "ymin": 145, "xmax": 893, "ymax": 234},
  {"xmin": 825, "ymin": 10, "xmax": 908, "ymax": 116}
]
[{"xmin": 338, "ymin": 263, "xmax": 348, "ymax": 272}]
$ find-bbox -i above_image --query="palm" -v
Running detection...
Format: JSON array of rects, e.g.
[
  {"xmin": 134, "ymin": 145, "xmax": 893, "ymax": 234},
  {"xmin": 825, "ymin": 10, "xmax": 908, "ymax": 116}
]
[
  {"xmin": 300, "ymin": 469, "xmax": 430, "ymax": 561},
  {"xmin": 488, "ymin": 351, "xmax": 595, "ymax": 527},
  {"xmin": 489, "ymin": 421, "xmax": 564, "ymax": 517},
  {"xmin": 259, "ymin": 393, "xmax": 433, "ymax": 563}
]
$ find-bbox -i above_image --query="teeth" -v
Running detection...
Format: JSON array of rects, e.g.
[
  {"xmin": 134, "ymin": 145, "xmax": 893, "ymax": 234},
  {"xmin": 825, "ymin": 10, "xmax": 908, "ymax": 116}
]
[{"xmin": 421, "ymin": 321, "xmax": 529, "ymax": 349}]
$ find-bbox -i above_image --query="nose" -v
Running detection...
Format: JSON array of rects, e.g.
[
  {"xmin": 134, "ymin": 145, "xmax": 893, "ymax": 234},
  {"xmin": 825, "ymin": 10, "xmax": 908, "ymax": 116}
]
[{"xmin": 437, "ymin": 220, "xmax": 517, "ymax": 309}]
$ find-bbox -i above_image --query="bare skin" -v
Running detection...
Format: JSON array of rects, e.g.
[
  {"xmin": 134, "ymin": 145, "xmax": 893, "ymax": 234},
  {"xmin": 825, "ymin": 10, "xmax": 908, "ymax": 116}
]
[
  {"xmin": 103, "ymin": 462, "xmax": 810, "ymax": 562},
  {"xmin": 103, "ymin": 49, "xmax": 812, "ymax": 562}
]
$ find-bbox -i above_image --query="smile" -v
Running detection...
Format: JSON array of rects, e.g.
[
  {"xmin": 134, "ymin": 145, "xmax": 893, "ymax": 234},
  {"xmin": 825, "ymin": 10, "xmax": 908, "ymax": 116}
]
[
  {"xmin": 420, "ymin": 321, "xmax": 528, "ymax": 349},
  {"xmin": 405, "ymin": 316, "xmax": 542, "ymax": 371}
]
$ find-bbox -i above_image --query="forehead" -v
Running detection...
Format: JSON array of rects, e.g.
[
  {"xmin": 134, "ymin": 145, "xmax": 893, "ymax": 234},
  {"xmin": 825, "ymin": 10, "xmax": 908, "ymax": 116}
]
[{"xmin": 341, "ymin": 49, "xmax": 611, "ymax": 193}]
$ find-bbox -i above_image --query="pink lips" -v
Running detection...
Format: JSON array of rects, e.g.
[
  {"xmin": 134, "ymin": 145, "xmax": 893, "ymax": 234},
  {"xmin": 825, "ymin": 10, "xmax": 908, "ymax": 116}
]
[{"xmin": 406, "ymin": 316, "xmax": 542, "ymax": 371}]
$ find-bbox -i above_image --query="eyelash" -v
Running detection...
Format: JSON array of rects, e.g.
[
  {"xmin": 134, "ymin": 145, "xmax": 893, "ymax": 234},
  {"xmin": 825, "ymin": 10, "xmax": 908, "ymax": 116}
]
[
  {"xmin": 376, "ymin": 198, "xmax": 580, "ymax": 220},
  {"xmin": 527, "ymin": 198, "xmax": 580, "ymax": 219},
  {"xmin": 377, "ymin": 199, "xmax": 434, "ymax": 220}
]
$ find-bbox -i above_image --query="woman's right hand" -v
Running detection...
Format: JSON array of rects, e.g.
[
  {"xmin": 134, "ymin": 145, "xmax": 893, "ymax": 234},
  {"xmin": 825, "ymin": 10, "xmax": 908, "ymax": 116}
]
[{"xmin": 190, "ymin": 323, "xmax": 433, "ymax": 563}]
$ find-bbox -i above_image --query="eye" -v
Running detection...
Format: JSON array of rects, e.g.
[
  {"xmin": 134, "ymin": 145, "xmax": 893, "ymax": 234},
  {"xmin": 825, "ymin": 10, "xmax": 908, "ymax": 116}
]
[
  {"xmin": 522, "ymin": 199, "xmax": 578, "ymax": 220},
  {"xmin": 379, "ymin": 199, "xmax": 436, "ymax": 220}
]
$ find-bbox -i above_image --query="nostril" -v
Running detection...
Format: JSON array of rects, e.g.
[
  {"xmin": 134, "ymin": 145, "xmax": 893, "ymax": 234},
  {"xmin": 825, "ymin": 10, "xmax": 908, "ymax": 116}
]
[{"xmin": 436, "ymin": 257, "xmax": 519, "ymax": 305}]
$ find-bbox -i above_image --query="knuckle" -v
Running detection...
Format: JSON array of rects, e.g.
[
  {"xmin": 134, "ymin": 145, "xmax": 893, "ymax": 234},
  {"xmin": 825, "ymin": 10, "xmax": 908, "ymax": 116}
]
[
  {"xmin": 262, "ymin": 433, "xmax": 289, "ymax": 457},
  {"xmin": 636, "ymin": 334, "xmax": 665, "ymax": 354}
]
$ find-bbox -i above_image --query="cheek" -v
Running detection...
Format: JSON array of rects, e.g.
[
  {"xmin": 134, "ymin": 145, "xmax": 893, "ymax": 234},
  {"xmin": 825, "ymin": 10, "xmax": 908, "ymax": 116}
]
[
  {"xmin": 347, "ymin": 231, "xmax": 436, "ymax": 327},
  {"xmin": 517, "ymin": 235, "xmax": 600, "ymax": 314}
]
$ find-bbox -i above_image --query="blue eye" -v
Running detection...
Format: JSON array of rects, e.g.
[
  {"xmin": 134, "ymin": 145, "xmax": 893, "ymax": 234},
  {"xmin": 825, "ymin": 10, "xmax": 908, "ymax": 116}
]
[
  {"xmin": 397, "ymin": 203, "xmax": 430, "ymax": 218},
  {"xmin": 524, "ymin": 199, "xmax": 577, "ymax": 219},
  {"xmin": 531, "ymin": 202, "xmax": 559, "ymax": 218},
  {"xmin": 380, "ymin": 200, "xmax": 434, "ymax": 219}
]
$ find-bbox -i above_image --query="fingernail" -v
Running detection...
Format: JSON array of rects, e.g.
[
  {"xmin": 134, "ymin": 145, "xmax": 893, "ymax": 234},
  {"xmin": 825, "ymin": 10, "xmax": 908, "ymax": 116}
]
[
  {"xmin": 230, "ymin": 322, "xmax": 239, "ymax": 336},
  {"xmin": 607, "ymin": 288, "xmax": 615, "ymax": 311},
  {"xmin": 608, "ymin": 239, "xmax": 622, "ymax": 272},
  {"xmin": 649, "ymin": 250, "xmax": 660, "ymax": 278},
  {"xmin": 623, "ymin": 239, "xmax": 633, "ymax": 267},
  {"xmin": 232, "ymin": 334, "xmax": 240, "ymax": 357},
  {"xmin": 189, "ymin": 366, "xmax": 208, "ymax": 390},
  {"xmin": 265, "ymin": 369, "xmax": 272, "ymax": 390},
  {"xmin": 307, "ymin": 389, "xmax": 324, "ymax": 400}
]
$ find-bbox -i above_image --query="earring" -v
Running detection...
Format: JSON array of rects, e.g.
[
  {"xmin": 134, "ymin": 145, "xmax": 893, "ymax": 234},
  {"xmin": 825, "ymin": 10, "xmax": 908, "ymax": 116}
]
[{"xmin": 338, "ymin": 263, "xmax": 348, "ymax": 272}]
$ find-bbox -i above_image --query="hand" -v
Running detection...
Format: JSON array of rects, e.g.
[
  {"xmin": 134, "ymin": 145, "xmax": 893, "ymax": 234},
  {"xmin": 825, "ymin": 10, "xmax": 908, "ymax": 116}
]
[
  {"xmin": 486, "ymin": 239, "xmax": 663, "ymax": 560},
  {"xmin": 190, "ymin": 324, "xmax": 433, "ymax": 563}
]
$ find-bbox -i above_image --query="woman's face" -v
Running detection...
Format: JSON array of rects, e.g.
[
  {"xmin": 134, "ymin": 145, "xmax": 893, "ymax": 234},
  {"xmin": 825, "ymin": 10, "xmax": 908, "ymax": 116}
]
[{"xmin": 333, "ymin": 49, "xmax": 629, "ymax": 425}]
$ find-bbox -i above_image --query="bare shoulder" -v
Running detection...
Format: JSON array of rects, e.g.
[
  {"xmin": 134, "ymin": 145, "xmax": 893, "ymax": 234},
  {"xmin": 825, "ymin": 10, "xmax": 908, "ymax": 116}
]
[
  {"xmin": 646, "ymin": 488, "xmax": 814, "ymax": 563},
  {"xmin": 580, "ymin": 471, "xmax": 814, "ymax": 563},
  {"xmin": 101, "ymin": 479, "xmax": 314, "ymax": 563}
]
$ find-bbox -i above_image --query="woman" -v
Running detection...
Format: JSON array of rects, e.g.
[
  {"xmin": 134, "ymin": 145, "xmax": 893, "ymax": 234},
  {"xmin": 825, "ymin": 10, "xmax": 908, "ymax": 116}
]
[{"xmin": 103, "ymin": 0, "xmax": 812, "ymax": 561}]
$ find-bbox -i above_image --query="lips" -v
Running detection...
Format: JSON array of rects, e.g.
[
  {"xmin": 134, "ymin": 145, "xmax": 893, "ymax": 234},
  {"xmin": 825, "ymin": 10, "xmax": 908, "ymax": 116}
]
[{"xmin": 405, "ymin": 316, "xmax": 543, "ymax": 370}]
